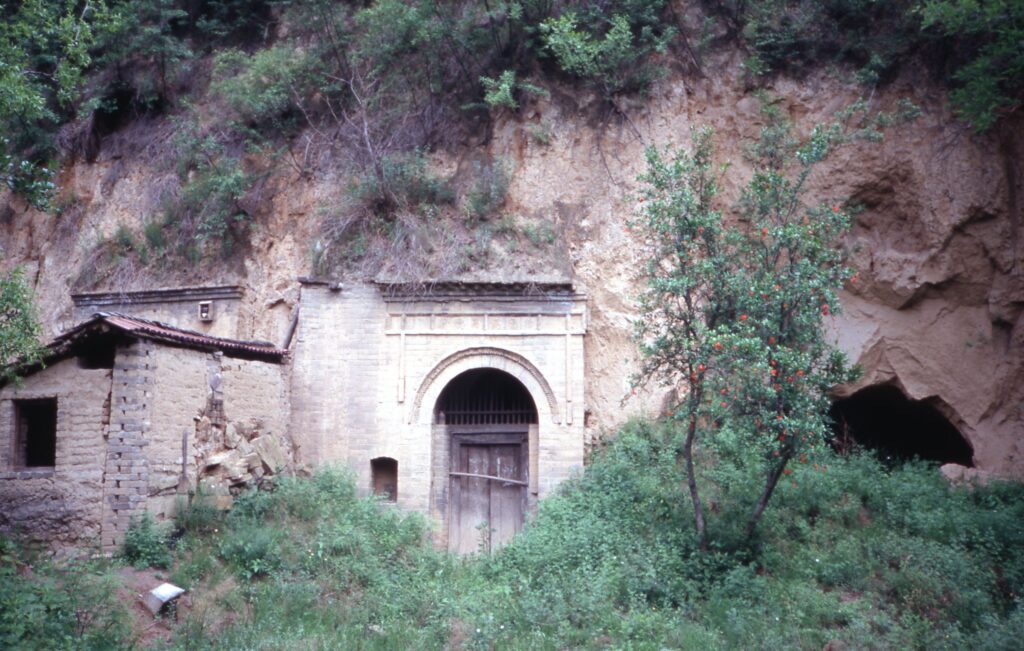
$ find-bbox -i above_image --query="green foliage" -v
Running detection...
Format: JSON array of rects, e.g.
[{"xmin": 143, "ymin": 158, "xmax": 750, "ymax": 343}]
[
  {"xmin": 541, "ymin": 2, "xmax": 676, "ymax": 98},
  {"xmin": 94, "ymin": 0, "xmax": 193, "ymax": 100},
  {"xmin": 731, "ymin": 0, "xmax": 1023, "ymax": 131},
  {"xmin": 8, "ymin": 442, "xmax": 1024, "ymax": 648},
  {"xmin": 212, "ymin": 45, "xmax": 316, "ymax": 129},
  {"xmin": 523, "ymin": 221, "xmax": 558, "ymax": 246},
  {"xmin": 166, "ymin": 117, "xmax": 262, "ymax": 259},
  {"xmin": 0, "ymin": 0, "xmax": 112, "ymax": 208},
  {"xmin": 464, "ymin": 158, "xmax": 512, "ymax": 221},
  {"xmin": 634, "ymin": 106, "xmax": 867, "ymax": 548},
  {"xmin": 348, "ymin": 150, "xmax": 454, "ymax": 220},
  {"xmin": 168, "ymin": 468, "xmax": 454, "ymax": 648},
  {"xmin": 739, "ymin": 0, "xmax": 919, "ymax": 81},
  {"xmin": 191, "ymin": 0, "xmax": 276, "ymax": 42},
  {"xmin": 919, "ymin": 0, "xmax": 1024, "ymax": 131},
  {"xmin": 174, "ymin": 489, "xmax": 224, "ymax": 535},
  {"xmin": 0, "ymin": 537, "xmax": 132, "ymax": 650},
  {"xmin": 480, "ymin": 70, "xmax": 549, "ymax": 111},
  {"xmin": 0, "ymin": 267, "xmax": 45, "ymax": 385},
  {"xmin": 121, "ymin": 512, "xmax": 172, "ymax": 569},
  {"xmin": 218, "ymin": 522, "xmax": 282, "ymax": 579}
]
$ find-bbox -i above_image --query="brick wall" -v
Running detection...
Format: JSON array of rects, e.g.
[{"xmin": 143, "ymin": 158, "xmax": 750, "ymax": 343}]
[
  {"xmin": 0, "ymin": 336, "xmax": 289, "ymax": 552},
  {"xmin": 70, "ymin": 287, "xmax": 245, "ymax": 339},
  {"xmin": 0, "ymin": 356, "xmax": 112, "ymax": 552},
  {"xmin": 290, "ymin": 282, "xmax": 587, "ymax": 541}
]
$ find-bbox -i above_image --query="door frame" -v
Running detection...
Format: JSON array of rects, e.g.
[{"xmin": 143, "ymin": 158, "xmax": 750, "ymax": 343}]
[{"xmin": 448, "ymin": 427, "xmax": 528, "ymax": 553}]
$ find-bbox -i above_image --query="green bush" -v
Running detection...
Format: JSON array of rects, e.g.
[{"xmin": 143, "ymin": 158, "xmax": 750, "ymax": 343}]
[
  {"xmin": 348, "ymin": 151, "xmax": 454, "ymax": 220},
  {"xmin": 121, "ymin": 512, "xmax": 172, "ymax": 569},
  {"xmin": 212, "ymin": 46, "xmax": 316, "ymax": 129},
  {"xmin": 174, "ymin": 490, "xmax": 224, "ymax": 535},
  {"xmin": 464, "ymin": 158, "xmax": 511, "ymax": 221},
  {"xmin": 541, "ymin": 2, "xmax": 676, "ymax": 98},
  {"xmin": 919, "ymin": 0, "xmax": 1024, "ymax": 131},
  {"xmin": 218, "ymin": 522, "xmax": 282, "ymax": 579},
  {"xmin": 10, "ymin": 434, "xmax": 1024, "ymax": 649},
  {"xmin": 0, "ymin": 537, "xmax": 132, "ymax": 650}
]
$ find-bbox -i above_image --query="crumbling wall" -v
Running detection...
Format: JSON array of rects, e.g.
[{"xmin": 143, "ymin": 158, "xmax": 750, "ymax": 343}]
[
  {"xmin": 195, "ymin": 355, "xmax": 293, "ymax": 508},
  {"xmin": 0, "ymin": 337, "xmax": 291, "ymax": 552},
  {"xmin": 148, "ymin": 345, "xmax": 293, "ymax": 516},
  {"xmin": 0, "ymin": 357, "xmax": 112, "ymax": 551}
]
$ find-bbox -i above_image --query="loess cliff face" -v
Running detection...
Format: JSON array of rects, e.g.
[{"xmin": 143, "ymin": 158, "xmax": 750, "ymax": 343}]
[{"xmin": 1, "ymin": 54, "xmax": 1021, "ymax": 475}]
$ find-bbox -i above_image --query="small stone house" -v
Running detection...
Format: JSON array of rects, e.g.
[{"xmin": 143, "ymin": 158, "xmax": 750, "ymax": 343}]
[
  {"xmin": 290, "ymin": 280, "xmax": 588, "ymax": 553},
  {"xmin": 3, "ymin": 279, "xmax": 590, "ymax": 554},
  {"xmin": 0, "ymin": 313, "xmax": 289, "ymax": 553}
]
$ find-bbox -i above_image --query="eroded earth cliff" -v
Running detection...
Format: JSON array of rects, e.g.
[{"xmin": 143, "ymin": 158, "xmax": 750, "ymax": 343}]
[{"xmin": 1, "ymin": 54, "xmax": 1021, "ymax": 476}]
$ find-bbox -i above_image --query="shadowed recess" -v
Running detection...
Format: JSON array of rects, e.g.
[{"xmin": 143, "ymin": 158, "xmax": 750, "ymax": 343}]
[
  {"xmin": 830, "ymin": 384, "xmax": 973, "ymax": 466},
  {"xmin": 436, "ymin": 368, "xmax": 537, "ymax": 426}
]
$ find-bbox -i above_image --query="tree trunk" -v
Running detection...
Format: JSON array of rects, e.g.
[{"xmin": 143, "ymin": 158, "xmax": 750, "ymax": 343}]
[
  {"xmin": 745, "ymin": 454, "xmax": 791, "ymax": 539},
  {"xmin": 683, "ymin": 389, "xmax": 708, "ymax": 551}
]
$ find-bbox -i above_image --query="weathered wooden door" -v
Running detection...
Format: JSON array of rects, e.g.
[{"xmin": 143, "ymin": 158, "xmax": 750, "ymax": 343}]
[{"xmin": 449, "ymin": 432, "xmax": 527, "ymax": 554}]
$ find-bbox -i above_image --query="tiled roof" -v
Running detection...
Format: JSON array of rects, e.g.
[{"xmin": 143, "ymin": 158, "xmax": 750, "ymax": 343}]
[{"xmin": 52, "ymin": 312, "xmax": 286, "ymax": 362}]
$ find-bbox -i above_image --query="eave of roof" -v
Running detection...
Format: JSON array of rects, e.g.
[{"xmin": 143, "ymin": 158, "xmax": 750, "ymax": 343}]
[{"xmin": 51, "ymin": 312, "xmax": 287, "ymax": 362}]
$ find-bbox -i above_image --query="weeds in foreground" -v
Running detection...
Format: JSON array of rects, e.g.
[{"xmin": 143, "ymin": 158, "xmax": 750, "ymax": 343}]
[{"xmin": 4, "ymin": 422, "xmax": 1024, "ymax": 649}]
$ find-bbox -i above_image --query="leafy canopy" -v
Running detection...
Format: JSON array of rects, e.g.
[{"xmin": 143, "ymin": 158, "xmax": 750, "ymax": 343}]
[
  {"xmin": 634, "ymin": 104, "xmax": 877, "ymax": 548},
  {"xmin": 0, "ymin": 266, "xmax": 45, "ymax": 385}
]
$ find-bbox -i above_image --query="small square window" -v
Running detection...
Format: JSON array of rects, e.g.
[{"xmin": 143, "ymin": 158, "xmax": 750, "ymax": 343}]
[{"xmin": 15, "ymin": 398, "xmax": 57, "ymax": 468}]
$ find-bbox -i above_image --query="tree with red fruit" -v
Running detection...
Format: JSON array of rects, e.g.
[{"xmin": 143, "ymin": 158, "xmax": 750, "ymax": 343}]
[{"xmin": 633, "ymin": 106, "xmax": 865, "ymax": 550}]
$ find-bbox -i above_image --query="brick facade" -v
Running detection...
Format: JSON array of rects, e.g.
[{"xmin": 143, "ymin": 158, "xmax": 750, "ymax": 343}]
[
  {"xmin": 290, "ymin": 281, "xmax": 587, "ymax": 545},
  {"xmin": 2, "ymin": 281, "xmax": 587, "ymax": 552}
]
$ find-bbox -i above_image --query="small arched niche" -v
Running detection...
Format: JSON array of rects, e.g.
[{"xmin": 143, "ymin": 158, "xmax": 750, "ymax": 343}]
[
  {"xmin": 371, "ymin": 457, "xmax": 398, "ymax": 502},
  {"xmin": 830, "ymin": 384, "xmax": 973, "ymax": 466}
]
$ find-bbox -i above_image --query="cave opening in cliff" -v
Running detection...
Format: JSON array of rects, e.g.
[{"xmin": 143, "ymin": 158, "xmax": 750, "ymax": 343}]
[{"xmin": 829, "ymin": 385, "xmax": 973, "ymax": 466}]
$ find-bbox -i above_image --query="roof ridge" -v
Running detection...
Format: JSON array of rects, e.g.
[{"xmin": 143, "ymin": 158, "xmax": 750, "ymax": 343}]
[{"xmin": 93, "ymin": 311, "xmax": 280, "ymax": 349}]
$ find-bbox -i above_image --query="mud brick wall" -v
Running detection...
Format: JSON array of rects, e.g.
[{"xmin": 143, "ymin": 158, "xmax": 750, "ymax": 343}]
[{"xmin": 0, "ymin": 357, "xmax": 112, "ymax": 552}]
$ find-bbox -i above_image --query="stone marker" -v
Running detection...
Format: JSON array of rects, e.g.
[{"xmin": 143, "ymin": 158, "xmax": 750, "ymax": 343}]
[{"xmin": 143, "ymin": 582, "xmax": 185, "ymax": 615}]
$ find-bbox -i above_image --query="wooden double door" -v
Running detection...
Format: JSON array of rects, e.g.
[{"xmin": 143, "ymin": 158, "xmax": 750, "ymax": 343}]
[{"xmin": 448, "ymin": 431, "xmax": 528, "ymax": 554}]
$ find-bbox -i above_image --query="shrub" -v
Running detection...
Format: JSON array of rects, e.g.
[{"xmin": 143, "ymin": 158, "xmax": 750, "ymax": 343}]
[
  {"xmin": 464, "ymin": 158, "xmax": 511, "ymax": 221},
  {"xmin": 480, "ymin": 70, "xmax": 548, "ymax": 112},
  {"xmin": 349, "ymin": 151, "xmax": 454, "ymax": 220},
  {"xmin": 919, "ymin": 0, "xmax": 1024, "ymax": 131},
  {"xmin": 540, "ymin": 3, "xmax": 676, "ymax": 98},
  {"xmin": 218, "ymin": 522, "xmax": 282, "ymax": 579},
  {"xmin": 0, "ymin": 537, "xmax": 132, "ymax": 650},
  {"xmin": 174, "ymin": 490, "xmax": 224, "ymax": 535},
  {"xmin": 0, "ymin": 266, "xmax": 45, "ymax": 385},
  {"xmin": 121, "ymin": 512, "xmax": 172, "ymax": 569},
  {"xmin": 212, "ymin": 46, "xmax": 316, "ymax": 129}
]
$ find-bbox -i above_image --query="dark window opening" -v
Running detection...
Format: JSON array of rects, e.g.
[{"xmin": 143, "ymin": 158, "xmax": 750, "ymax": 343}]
[
  {"xmin": 15, "ymin": 398, "xmax": 57, "ymax": 468},
  {"xmin": 830, "ymin": 385, "xmax": 972, "ymax": 466},
  {"xmin": 371, "ymin": 457, "xmax": 398, "ymax": 502},
  {"xmin": 77, "ymin": 334, "xmax": 117, "ymax": 369},
  {"xmin": 436, "ymin": 369, "xmax": 538, "ymax": 426}
]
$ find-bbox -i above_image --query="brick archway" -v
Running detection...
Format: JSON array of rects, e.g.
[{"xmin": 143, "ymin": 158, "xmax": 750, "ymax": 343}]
[{"xmin": 409, "ymin": 347, "xmax": 560, "ymax": 425}]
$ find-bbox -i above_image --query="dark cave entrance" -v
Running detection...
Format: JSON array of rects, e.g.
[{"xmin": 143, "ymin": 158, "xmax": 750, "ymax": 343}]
[{"xmin": 829, "ymin": 384, "xmax": 973, "ymax": 466}]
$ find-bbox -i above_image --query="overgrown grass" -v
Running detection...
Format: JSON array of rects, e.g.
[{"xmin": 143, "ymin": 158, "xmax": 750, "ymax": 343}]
[{"xmin": 3, "ymin": 421, "xmax": 1023, "ymax": 649}]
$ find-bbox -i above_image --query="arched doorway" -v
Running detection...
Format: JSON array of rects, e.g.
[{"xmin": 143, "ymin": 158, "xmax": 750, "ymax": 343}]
[
  {"xmin": 436, "ymin": 368, "xmax": 538, "ymax": 554},
  {"xmin": 830, "ymin": 384, "xmax": 973, "ymax": 466}
]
